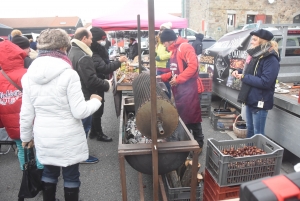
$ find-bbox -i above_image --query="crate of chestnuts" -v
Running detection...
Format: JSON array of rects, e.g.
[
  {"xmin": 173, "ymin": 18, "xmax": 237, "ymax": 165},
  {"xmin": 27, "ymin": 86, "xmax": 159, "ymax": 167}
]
[{"xmin": 205, "ymin": 134, "xmax": 284, "ymax": 187}]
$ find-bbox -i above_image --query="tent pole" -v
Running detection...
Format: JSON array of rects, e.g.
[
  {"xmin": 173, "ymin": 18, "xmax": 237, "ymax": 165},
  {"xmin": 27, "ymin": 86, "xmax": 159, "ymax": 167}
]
[
  {"xmin": 137, "ymin": 15, "xmax": 142, "ymax": 74},
  {"xmin": 147, "ymin": 0, "xmax": 159, "ymax": 200}
]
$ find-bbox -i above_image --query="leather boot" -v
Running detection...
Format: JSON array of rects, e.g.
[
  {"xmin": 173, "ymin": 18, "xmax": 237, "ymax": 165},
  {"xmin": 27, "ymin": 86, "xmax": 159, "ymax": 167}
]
[
  {"xmin": 96, "ymin": 118, "xmax": 112, "ymax": 142},
  {"xmin": 42, "ymin": 182, "xmax": 58, "ymax": 201},
  {"xmin": 18, "ymin": 197, "xmax": 24, "ymax": 201},
  {"xmin": 64, "ymin": 187, "xmax": 79, "ymax": 201},
  {"xmin": 96, "ymin": 132, "xmax": 113, "ymax": 142}
]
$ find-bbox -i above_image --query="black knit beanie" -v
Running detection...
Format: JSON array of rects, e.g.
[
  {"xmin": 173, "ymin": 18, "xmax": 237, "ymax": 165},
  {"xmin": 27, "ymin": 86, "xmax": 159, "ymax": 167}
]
[
  {"xmin": 90, "ymin": 27, "xmax": 107, "ymax": 41},
  {"xmin": 160, "ymin": 29, "xmax": 177, "ymax": 43},
  {"xmin": 12, "ymin": 35, "xmax": 30, "ymax": 49}
]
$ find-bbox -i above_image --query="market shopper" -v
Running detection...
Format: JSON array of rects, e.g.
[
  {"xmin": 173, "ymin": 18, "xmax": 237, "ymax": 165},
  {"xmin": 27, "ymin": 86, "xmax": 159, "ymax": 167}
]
[
  {"xmin": 192, "ymin": 33, "xmax": 204, "ymax": 55},
  {"xmin": 89, "ymin": 27, "xmax": 128, "ymax": 142},
  {"xmin": 68, "ymin": 27, "xmax": 110, "ymax": 163},
  {"xmin": 12, "ymin": 35, "xmax": 34, "ymax": 68},
  {"xmin": 0, "ymin": 40, "xmax": 43, "ymax": 201},
  {"xmin": 232, "ymin": 29, "xmax": 280, "ymax": 138},
  {"xmin": 10, "ymin": 29, "xmax": 38, "ymax": 59},
  {"xmin": 128, "ymin": 37, "xmax": 138, "ymax": 60},
  {"xmin": 156, "ymin": 29, "xmax": 204, "ymax": 151},
  {"xmin": 20, "ymin": 28, "xmax": 102, "ymax": 201},
  {"xmin": 155, "ymin": 22, "xmax": 172, "ymax": 99}
]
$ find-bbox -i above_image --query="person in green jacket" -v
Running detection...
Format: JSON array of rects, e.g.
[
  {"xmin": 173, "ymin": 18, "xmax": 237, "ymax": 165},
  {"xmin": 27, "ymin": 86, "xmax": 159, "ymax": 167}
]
[{"xmin": 155, "ymin": 27, "xmax": 172, "ymax": 98}]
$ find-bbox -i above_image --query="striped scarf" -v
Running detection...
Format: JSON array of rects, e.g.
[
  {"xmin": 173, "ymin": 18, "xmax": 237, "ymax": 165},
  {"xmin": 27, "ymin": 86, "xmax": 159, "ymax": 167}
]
[{"xmin": 37, "ymin": 50, "xmax": 73, "ymax": 68}]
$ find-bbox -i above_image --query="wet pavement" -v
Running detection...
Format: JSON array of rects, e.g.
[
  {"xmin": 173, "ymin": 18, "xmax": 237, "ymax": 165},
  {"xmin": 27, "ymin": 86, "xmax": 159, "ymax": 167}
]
[{"xmin": 0, "ymin": 92, "xmax": 297, "ymax": 201}]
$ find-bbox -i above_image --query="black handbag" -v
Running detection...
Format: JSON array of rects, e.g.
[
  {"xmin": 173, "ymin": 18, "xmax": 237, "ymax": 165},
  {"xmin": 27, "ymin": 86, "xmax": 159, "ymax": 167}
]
[{"xmin": 18, "ymin": 145, "xmax": 43, "ymax": 198}]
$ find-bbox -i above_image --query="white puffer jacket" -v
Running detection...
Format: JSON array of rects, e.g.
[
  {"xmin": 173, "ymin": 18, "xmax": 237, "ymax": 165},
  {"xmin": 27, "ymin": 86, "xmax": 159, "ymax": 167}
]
[{"xmin": 20, "ymin": 56, "xmax": 101, "ymax": 167}]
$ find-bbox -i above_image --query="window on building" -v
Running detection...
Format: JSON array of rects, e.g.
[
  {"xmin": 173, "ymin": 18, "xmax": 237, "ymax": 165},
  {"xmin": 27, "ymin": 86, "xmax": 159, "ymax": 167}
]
[
  {"xmin": 246, "ymin": 15, "xmax": 255, "ymax": 24},
  {"xmin": 266, "ymin": 15, "xmax": 272, "ymax": 23},
  {"xmin": 227, "ymin": 14, "xmax": 235, "ymax": 27}
]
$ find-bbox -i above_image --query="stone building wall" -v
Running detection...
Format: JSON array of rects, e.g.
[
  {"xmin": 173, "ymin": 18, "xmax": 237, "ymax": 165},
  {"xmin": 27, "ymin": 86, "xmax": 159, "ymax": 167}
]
[{"xmin": 187, "ymin": 0, "xmax": 300, "ymax": 40}]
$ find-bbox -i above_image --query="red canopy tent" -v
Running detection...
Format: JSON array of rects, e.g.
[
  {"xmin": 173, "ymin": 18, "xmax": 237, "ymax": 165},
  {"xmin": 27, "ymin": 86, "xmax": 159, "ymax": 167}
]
[{"xmin": 91, "ymin": 0, "xmax": 187, "ymax": 31}]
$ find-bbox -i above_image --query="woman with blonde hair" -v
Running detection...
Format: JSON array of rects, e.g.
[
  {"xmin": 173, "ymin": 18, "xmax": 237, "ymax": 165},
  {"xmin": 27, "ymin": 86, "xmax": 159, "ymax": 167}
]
[
  {"xmin": 20, "ymin": 28, "xmax": 102, "ymax": 201},
  {"xmin": 232, "ymin": 29, "xmax": 280, "ymax": 138}
]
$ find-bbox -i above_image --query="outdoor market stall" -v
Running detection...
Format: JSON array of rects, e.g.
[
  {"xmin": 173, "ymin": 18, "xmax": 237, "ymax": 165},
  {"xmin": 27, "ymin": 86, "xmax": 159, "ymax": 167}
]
[{"xmin": 92, "ymin": 1, "xmax": 201, "ymax": 201}]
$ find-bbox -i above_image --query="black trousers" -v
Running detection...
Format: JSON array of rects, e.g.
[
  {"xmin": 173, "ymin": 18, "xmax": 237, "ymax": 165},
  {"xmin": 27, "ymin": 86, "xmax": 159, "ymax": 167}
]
[
  {"xmin": 91, "ymin": 98, "xmax": 105, "ymax": 133},
  {"xmin": 186, "ymin": 122, "xmax": 204, "ymax": 148}
]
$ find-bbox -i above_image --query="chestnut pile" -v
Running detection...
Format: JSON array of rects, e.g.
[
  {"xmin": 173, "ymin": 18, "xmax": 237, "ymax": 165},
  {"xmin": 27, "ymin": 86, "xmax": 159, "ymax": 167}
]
[{"xmin": 222, "ymin": 146, "xmax": 266, "ymax": 157}]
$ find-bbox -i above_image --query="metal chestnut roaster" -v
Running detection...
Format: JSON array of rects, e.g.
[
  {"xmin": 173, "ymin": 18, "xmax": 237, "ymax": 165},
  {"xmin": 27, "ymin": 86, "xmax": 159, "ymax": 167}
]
[{"xmin": 124, "ymin": 72, "xmax": 190, "ymax": 175}]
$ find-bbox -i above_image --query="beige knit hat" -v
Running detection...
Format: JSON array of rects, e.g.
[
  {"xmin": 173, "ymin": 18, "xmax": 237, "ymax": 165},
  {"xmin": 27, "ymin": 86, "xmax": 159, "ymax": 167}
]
[
  {"xmin": 37, "ymin": 28, "xmax": 70, "ymax": 50},
  {"xmin": 160, "ymin": 22, "xmax": 172, "ymax": 30}
]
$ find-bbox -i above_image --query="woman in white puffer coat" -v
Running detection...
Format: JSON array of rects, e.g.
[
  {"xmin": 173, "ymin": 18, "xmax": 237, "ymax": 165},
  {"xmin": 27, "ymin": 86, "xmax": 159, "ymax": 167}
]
[{"xmin": 20, "ymin": 28, "xmax": 102, "ymax": 201}]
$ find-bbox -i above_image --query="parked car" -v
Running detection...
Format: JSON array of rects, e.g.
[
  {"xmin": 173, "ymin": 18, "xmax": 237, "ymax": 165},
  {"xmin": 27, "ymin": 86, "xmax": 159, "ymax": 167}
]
[{"xmin": 234, "ymin": 23, "xmax": 259, "ymax": 31}]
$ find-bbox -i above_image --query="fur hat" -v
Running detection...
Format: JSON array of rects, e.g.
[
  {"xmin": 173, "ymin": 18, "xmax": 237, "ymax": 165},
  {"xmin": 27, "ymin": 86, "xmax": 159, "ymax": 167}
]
[
  {"xmin": 12, "ymin": 35, "xmax": 30, "ymax": 49},
  {"xmin": 37, "ymin": 29, "xmax": 70, "ymax": 50},
  {"xmin": 160, "ymin": 22, "xmax": 172, "ymax": 30},
  {"xmin": 90, "ymin": 27, "xmax": 107, "ymax": 41},
  {"xmin": 160, "ymin": 29, "xmax": 177, "ymax": 43},
  {"xmin": 250, "ymin": 29, "xmax": 273, "ymax": 41}
]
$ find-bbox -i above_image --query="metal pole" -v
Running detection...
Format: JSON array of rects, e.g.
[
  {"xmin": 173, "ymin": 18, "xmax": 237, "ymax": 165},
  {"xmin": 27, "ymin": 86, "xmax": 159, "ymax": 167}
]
[
  {"xmin": 137, "ymin": 15, "xmax": 142, "ymax": 73},
  {"xmin": 147, "ymin": 0, "xmax": 159, "ymax": 200}
]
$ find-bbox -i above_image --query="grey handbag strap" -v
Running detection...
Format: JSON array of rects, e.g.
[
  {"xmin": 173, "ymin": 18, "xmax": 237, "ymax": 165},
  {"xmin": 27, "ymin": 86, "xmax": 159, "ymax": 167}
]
[{"xmin": 0, "ymin": 68, "xmax": 23, "ymax": 92}]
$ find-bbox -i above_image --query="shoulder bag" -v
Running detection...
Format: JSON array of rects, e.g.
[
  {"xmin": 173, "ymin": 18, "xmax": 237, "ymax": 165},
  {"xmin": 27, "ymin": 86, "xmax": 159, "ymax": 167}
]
[{"xmin": 18, "ymin": 145, "xmax": 43, "ymax": 198}]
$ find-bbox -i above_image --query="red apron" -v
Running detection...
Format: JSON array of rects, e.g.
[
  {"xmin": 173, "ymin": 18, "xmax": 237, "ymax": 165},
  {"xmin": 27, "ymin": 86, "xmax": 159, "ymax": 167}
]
[{"xmin": 170, "ymin": 48, "xmax": 202, "ymax": 124}]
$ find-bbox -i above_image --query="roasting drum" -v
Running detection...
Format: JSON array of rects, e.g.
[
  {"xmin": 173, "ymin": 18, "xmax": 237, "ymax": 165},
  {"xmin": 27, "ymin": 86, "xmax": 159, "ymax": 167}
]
[{"xmin": 125, "ymin": 72, "xmax": 189, "ymax": 175}]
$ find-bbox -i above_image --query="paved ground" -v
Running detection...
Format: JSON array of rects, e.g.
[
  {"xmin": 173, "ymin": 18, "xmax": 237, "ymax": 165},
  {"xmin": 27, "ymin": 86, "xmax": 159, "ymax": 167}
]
[{"xmin": 0, "ymin": 92, "xmax": 297, "ymax": 201}]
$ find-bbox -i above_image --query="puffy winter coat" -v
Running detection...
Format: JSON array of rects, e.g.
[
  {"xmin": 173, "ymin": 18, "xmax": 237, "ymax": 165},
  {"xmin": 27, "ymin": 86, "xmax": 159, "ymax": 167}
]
[
  {"xmin": 161, "ymin": 37, "xmax": 199, "ymax": 84},
  {"xmin": 0, "ymin": 41, "xmax": 27, "ymax": 139},
  {"xmin": 155, "ymin": 43, "xmax": 171, "ymax": 68},
  {"xmin": 242, "ymin": 53, "xmax": 280, "ymax": 110},
  {"xmin": 20, "ymin": 56, "xmax": 101, "ymax": 167}
]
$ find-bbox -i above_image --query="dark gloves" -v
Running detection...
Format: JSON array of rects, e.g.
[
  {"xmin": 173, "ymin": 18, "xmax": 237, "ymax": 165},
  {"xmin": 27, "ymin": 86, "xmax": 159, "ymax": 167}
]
[{"xmin": 155, "ymin": 56, "xmax": 160, "ymax": 61}]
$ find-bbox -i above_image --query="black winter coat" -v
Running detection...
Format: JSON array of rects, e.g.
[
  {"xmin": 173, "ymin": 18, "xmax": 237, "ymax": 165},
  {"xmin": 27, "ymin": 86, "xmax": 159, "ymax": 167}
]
[
  {"xmin": 24, "ymin": 56, "xmax": 34, "ymax": 68},
  {"xmin": 92, "ymin": 52, "xmax": 122, "ymax": 97},
  {"xmin": 192, "ymin": 39, "xmax": 203, "ymax": 55},
  {"xmin": 68, "ymin": 43, "xmax": 109, "ymax": 100},
  {"xmin": 128, "ymin": 43, "xmax": 138, "ymax": 60}
]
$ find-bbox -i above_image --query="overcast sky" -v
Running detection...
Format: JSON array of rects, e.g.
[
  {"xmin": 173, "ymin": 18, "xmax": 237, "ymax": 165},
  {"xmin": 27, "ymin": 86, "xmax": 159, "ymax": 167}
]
[{"xmin": 0, "ymin": 0, "xmax": 182, "ymax": 23}]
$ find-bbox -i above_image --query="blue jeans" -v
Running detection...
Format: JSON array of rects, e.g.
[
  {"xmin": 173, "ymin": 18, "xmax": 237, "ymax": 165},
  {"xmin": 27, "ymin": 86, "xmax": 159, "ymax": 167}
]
[
  {"xmin": 157, "ymin": 70, "xmax": 171, "ymax": 99},
  {"xmin": 14, "ymin": 139, "xmax": 44, "ymax": 170},
  {"xmin": 82, "ymin": 115, "xmax": 92, "ymax": 138},
  {"xmin": 246, "ymin": 105, "xmax": 268, "ymax": 138},
  {"xmin": 42, "ymin": 164, "xmax": 80, "ymax": 188}
]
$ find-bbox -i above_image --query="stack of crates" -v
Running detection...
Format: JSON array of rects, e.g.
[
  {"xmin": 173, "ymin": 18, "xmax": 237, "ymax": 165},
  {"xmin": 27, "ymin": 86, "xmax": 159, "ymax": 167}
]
[
  {"xmin": 203, "ymin": 169, "xmax": 240, "ymax": 201},
  {"xmin": 199, "ymin": 73, "xmax": 212, "ymax": 118},
  {"xmin": 203, "ymin": 135, "xmax": 284, "ymax": 201}
]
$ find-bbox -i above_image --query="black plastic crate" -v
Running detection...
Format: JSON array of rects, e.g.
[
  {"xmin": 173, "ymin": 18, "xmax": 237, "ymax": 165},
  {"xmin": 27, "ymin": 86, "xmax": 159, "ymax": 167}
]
[
  {"xmin": 199, "ymin": 92, "xmax": 212, "ymax": 105},
  {"xmin": 201, "ymin": 105, "xmax": 211, "ymax": 118},
  {"xmin": 164, "ymin": 174, "xmax": 202, "ymax": 201}
]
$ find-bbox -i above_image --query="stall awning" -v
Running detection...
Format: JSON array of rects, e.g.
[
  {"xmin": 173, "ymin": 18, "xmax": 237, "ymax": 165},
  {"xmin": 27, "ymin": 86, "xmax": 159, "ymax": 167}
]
[{"xmin": 91, "ymin": 0, "xmax": 187, "ymax": 31}]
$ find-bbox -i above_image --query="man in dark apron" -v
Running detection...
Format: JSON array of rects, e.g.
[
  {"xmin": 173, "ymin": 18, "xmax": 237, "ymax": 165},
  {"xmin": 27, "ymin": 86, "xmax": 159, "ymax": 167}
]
[{"xmin": 156, "ymin": 29, "xmax": 204, "ymax": 152}]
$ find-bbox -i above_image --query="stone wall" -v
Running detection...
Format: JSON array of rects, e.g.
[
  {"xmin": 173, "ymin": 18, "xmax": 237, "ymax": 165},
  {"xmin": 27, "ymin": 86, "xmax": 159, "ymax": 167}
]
[{"xmin": 187, "ymin": 0, "xmax": 300, "ymax": 40}]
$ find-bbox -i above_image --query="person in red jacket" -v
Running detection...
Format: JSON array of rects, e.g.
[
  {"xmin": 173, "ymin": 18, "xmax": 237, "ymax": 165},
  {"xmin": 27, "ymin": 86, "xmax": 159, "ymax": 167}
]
[
  {"xmin": 156, "ymin": 29, "xmax": 204, "ymax": 152},
  {"xmin": 0, "ymin": 41, "xmax": 43, "ymax": 201}
]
